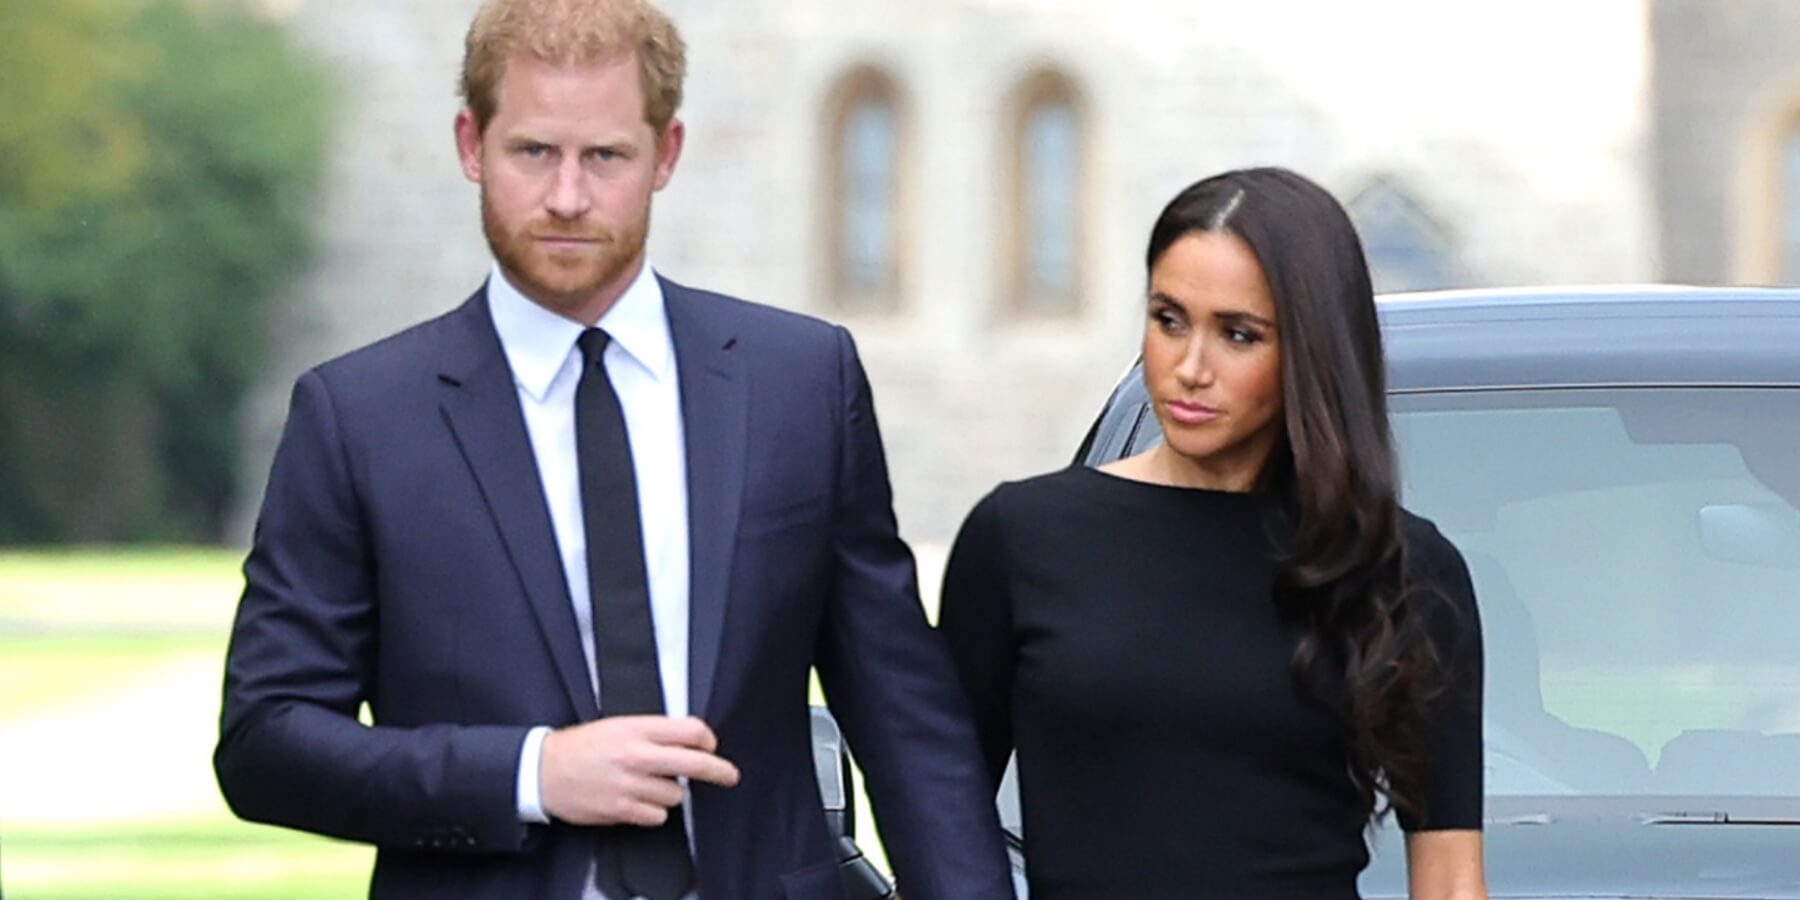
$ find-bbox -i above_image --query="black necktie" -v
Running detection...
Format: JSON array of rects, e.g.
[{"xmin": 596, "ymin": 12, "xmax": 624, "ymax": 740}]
[{"xmin": 575, "ymin": 328, "xmax": 695, "ymax": 900}]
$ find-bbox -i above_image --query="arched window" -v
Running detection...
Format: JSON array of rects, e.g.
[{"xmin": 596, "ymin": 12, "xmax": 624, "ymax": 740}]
[
  {"xmin": 824, "ymin": 68, "xmax": 906, "ymax": 313},
  {"xmin": 1006, "ymin": 71, "xmax": 1086, "ymax": 316},
  {"xmin": 1782, "ymin": 125, "xmax": 1800, "ymax": 282},
  {"xmin": 1739, "ymin": 103, "xmax": 1800, "ymax": 284},
  {"xmin": 1346, "ymin": 177, "xmax": 1460, "ymax": 293}
]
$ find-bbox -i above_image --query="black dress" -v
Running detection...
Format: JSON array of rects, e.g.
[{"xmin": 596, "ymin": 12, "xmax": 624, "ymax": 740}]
[{"xmin": 937, "ymin": 466, "xmax": 1483, "ymax": 899}]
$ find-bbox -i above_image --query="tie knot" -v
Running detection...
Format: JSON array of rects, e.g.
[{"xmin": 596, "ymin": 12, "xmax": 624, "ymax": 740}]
[{"xmin": 577, "ymin": 328, "xmax": 612, "ymax": 367}]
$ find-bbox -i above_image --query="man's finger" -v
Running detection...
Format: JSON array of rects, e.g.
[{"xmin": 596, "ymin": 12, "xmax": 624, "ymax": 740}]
[
  {"xmin": 637, "ymin": 715, "xmax": 718, "ymax": 752},
  {"xmin": 617, "ymin": 800, "xmax": 671, "ymax": 827},
  {"xmin": 638, "ymin": 746, "xmax": 740, "ymax": 787},
  {"xmin": 628, "ymin": 774, "xmax": 686, "ymax": 809}
]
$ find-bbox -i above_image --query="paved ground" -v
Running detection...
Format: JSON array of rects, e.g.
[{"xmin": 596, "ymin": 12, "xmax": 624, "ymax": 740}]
[{"xmin": 0, "ymin": 653, "xmax": 231, "ymax": 826}]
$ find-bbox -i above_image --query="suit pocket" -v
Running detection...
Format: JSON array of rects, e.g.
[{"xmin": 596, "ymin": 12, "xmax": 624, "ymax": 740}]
[{"xmin": 780, "ymin": 858, "xmax": 848, "ymax": 900}]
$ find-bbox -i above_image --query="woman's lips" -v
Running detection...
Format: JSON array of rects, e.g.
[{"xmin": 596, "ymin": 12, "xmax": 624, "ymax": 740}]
[{"xmin": 1166, "ymin": 400, "xmax": 1221, "ymax": 425}]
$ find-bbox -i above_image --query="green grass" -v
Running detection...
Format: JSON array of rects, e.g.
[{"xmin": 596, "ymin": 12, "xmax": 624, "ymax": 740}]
[
  {"xmin": 0, "ymin": 634, "xmax": 213, "ymax": 718},
  {"xmin": 5, "ymin": 822, "xmax": 372, "ymax": 899},
  {"xmin": 0, "ymin": 546, "xmax": 242, "ymax": 631},
  {"xmin": 0, "ymin": 545, "xmax": 241, "ymax": 576}
]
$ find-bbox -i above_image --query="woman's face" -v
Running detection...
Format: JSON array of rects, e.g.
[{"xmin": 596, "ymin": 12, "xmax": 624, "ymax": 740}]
[{"xmin": 1141, "ymin": 230, "xmax": 1284, "ymax": 489}]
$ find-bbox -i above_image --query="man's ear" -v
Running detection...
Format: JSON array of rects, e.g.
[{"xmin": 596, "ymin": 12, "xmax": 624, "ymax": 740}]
[
  {"xmin": 652, "ymin": 118, "xmax": 685, "ymax": 191},
  {"xmin": 454, "ymin": 108, "xmax": 484, "ymax": 184}
]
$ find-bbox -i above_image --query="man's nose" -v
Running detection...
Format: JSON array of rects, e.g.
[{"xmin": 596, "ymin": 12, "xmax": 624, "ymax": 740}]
[{"xmin": 544, "ymin": 158, "xmax": 590, "ymax": 219}]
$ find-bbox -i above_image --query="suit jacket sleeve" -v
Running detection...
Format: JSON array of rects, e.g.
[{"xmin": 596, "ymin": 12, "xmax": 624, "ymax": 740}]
[
  {"xmin": 811, "ymin": 328, "xmax": 1015, "ymax": 900},
  {"xmin": 213, "ymin": 369, "xmax": 534, "ymax": 854}
]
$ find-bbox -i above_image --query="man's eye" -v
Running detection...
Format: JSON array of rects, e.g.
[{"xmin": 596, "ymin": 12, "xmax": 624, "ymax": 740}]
[
  {"xmin": 519, "ymin": 144, "xmax": 551, "ymax": 159},
  {"xmin": 587, "ymin": 148, "xmax": 622, "ymax": 162}
]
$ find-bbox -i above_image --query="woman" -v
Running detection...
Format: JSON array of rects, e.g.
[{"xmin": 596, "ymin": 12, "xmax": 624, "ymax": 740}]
[{"xmin": 938, "ymin": 167, "xmax": 1486, "ymax": 899}]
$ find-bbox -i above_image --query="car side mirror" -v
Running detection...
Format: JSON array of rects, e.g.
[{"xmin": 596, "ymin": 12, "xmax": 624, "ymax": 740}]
[
  {"xmin": 809, "ymin": 705, "xmax": 897, "ymax": 900},
  {"xmin": 809, "ymin": 705, "xmax": 855, "ymax": 839},
  {"xmin": 1698, "ymin": 502, "xmax": 1800, "ymax": 568}
]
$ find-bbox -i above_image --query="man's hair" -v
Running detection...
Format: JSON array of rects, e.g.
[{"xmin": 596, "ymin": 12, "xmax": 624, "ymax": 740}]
[{"xmin": 460, "ymin": 0, "xmax": 687, "ymax": 133}]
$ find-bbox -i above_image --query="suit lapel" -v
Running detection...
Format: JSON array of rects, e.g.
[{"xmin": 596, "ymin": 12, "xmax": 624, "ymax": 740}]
[
  {"xmin": 437, "ymin": 289, "xmax": 600, "ymax": 721},
  {"xmin": 664, "ymin": 279, "xmax": 746, "ymax": 721}
]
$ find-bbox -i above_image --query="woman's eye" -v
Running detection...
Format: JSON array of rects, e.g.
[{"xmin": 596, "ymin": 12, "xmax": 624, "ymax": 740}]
[
  {"xmin": 1225, "ymin": 326, "xmax": 1262, "ymax": 345},
  {"xmin": 1153, "ymin": 311, "xmax": 1184, "ymax": 332}
]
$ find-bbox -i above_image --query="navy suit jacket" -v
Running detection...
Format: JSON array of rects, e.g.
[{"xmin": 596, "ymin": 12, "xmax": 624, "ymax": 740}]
[{"xmin": 215, "ymin": 279, "xmax": 1013, "ymax": 900}]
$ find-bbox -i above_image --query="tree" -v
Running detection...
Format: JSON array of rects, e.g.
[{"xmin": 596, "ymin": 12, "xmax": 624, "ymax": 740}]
[{"xmin": 0, "ymin": 0, "xmax": 331, "ymax": 542}]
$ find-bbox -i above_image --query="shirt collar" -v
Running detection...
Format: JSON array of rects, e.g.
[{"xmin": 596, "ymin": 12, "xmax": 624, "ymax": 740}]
[{"xmin": 486, "ymin": 260, "xmax": 673, "ymax": 402}]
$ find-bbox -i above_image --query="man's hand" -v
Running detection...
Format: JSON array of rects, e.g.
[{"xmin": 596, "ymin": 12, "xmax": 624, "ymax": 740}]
[{"xmin": 540, "ymin": 715, "xmax": 740, "ymax": 826}]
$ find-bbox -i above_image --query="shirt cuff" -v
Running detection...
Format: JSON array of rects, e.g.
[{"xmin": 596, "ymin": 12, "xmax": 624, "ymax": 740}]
[{"xmin": 516, "ymin": 725, "xmax": 553, "ymax": 824}]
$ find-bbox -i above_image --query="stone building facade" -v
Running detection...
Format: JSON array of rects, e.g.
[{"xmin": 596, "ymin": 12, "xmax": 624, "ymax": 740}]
[
  {"xmin": 1650, "ymin": 0, "xmax": 1800, "ymax": 286},
  {"xmin": 243, "ymin": 0, "xmax": 1659, "ymax": 546}
]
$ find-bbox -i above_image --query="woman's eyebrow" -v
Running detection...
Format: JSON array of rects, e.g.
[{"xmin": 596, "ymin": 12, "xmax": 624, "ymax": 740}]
[{"xmin": 1213, "ymin": 310, "xmax": 1275, "ymax": 329}]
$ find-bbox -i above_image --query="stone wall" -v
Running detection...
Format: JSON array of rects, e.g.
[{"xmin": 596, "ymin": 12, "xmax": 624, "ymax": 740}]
[{"xmin": 239, "ymin": 0, "xmax": 1658, "ymax": 546}]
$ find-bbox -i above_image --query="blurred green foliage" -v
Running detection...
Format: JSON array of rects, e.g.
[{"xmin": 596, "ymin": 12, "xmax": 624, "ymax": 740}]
[{"xmin": 0, "ymin": 0, "xmax": 331, "ymax": 543}]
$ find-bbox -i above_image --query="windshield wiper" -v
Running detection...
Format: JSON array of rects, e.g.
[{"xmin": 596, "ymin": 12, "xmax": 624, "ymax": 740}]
[
  {"xmin": 1642, "ymin": 810, "xmax": 1800, "ymax": 825},
  {"xmin": 1486, "ymin": 797, "xmax": 1800, "ymax": 825}
]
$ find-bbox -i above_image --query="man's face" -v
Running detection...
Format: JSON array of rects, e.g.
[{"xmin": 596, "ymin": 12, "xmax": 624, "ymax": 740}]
[{"xmin": 455, "ymin": 53, "xmax": 684, "ymax": 322}]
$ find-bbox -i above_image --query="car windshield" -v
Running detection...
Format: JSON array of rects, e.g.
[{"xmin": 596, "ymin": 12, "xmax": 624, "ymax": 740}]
[{"xmin": 1392, "ymin": 387, "xmax": 1800, "ymax": 802}]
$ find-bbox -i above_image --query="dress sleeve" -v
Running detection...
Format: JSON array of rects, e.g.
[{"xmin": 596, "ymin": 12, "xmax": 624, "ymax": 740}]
[
  {"xmin": 936, "ymin": 488, "xmax": 1017, "ymax": 789},
  {"xmin": 1398, "ymin": 521, "xmax": 1486, "ymax": 832}
]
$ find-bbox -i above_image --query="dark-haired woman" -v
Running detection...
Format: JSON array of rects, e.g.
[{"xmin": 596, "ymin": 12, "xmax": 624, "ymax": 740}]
[{"xmin": 938, "ymin": 167, "xmax": 1486, "ymax": 899}]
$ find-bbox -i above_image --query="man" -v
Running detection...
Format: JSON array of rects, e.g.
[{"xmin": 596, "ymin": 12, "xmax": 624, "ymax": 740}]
[{"xmin": 212, "ymin": 1, "xmax": 1014, "ymax": 898}]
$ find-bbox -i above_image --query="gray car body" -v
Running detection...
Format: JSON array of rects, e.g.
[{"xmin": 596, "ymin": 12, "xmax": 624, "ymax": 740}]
[{"xmin": 1082, "ymin": 286, "xmax": 1800, "ymax": 460}]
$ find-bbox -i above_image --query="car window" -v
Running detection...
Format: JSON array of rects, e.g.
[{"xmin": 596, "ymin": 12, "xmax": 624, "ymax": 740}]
[
  {"xmin": 1072, "ymin": 360, "xmax": 1150, "ymax": 466},
  {"xmin": 1393, "ymin": 387, "xmax": 1800, "ymax": 798}
]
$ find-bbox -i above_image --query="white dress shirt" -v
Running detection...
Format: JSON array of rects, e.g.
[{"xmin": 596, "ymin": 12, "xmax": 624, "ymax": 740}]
[{"xmin": 487, "ymin": 261, "xmax": 696, "ymax": 898}]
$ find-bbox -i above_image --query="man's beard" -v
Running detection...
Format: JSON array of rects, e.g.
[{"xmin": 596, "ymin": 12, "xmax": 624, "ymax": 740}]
[{"xmin": 481, "ymin": 186, "xmax": 649, "ymax": 316}]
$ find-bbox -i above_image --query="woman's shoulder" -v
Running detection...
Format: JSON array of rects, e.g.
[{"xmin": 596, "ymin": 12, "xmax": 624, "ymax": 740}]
[
  {"xmin": 958, "ymin": 465, "xmax": 1156, "ymax": 540},
  {"xmin": 1398, "ymin": 508, "xmax": 1479, "ymax": 613},
  {"xmin": 978, "ymin": 465, "xmax": 1106, "ymax": 512},
  {"xmin": 947, "ymin": 468, "xmax": 1103, "ymax": 570},
  {"xmin": 1399, "ymin": 508, "xmax": 1455, "ymax": 558},
  {"xmin": 972, "ymin": 464, "xmax": 1279, "ymax": 534}
]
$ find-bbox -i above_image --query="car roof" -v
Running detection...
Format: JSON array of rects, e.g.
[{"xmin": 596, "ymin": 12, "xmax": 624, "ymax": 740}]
[{"xmin": 1375, "ymin": 285, "xmax": 1800, "ymax": 391}]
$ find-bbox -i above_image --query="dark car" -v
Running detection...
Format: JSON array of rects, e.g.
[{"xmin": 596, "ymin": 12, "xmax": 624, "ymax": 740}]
[{"xmin": 826, "ymin": 286, "xmax": 1800, "ymax": 898}]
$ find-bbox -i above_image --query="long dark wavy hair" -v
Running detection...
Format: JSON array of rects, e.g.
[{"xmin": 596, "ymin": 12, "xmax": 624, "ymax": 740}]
[{"xmin": 1145, "ymin": 167, "xmax": 1441, "ymax": 823}]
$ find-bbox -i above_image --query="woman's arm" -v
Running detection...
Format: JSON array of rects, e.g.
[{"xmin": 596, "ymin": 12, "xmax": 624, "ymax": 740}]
[
  {"xmin": 1406, "ymin": 829, "xmax": 1486, "ymax": 900},
  {"xmin": 935, "ymin": 488, "xmax": 1018, "ymax": 788},
  {"xmin": 1401, "ymin": 518, "xmax": 1488, "ymax": 899}
]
